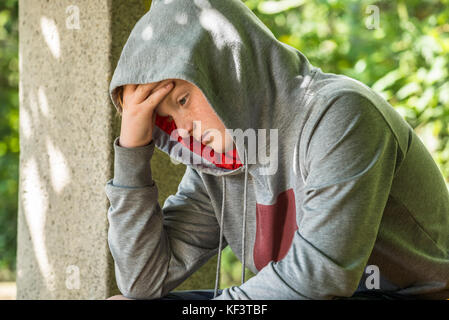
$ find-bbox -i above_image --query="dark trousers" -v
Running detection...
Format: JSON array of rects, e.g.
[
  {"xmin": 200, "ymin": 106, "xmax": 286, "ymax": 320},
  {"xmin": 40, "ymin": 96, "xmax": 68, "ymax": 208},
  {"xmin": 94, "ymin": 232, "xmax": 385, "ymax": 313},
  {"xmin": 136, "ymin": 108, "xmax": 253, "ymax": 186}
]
[
  {"xmin": 152, "ymin": 289, "xmax": 414, "ymax": 300},
  {"xmin": 153, "ymin": 289, "xmax": 222, "ymax": 300}
]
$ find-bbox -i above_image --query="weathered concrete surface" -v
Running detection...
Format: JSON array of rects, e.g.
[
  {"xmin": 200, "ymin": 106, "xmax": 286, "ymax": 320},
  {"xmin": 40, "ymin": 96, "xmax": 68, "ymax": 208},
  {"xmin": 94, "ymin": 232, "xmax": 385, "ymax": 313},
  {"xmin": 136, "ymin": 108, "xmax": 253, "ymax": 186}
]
[{"xmin": 17, "ymin": 0, "xmax": 217, "ymax": 299}]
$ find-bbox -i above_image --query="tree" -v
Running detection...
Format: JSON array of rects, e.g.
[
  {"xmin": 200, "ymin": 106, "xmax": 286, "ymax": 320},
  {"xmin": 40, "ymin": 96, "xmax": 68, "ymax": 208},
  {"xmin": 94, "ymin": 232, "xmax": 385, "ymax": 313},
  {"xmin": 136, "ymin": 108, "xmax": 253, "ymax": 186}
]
[{"xmin": 0, "ymin": 0, "xmax": 19, "ymax": 281}]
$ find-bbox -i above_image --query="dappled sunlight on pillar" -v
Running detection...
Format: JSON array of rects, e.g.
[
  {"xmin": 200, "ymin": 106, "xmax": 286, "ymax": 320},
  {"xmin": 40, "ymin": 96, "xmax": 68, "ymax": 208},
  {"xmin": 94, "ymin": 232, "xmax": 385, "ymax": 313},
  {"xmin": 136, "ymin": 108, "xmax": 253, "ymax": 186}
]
[
  {"xmin": 22, "ymin": 157, "xmax": 56, "ymax": 292},
  {"xmin": 19, "ymin": 107, "xmax": 32, "ymax": 139},
  {"xmin": 46, "ymin": 137, "xmax": 71, "ymax": 194},
  {"xmin": 27, "ymin": 89, "xmax": 40, "ymax": 121},
  {"xmin": 37, "ymin": 86, "xmax": 50, "ymax": 118},
  {"xmin": 40, "ymin": 16, "xmax": 60, "ymax": 60}
]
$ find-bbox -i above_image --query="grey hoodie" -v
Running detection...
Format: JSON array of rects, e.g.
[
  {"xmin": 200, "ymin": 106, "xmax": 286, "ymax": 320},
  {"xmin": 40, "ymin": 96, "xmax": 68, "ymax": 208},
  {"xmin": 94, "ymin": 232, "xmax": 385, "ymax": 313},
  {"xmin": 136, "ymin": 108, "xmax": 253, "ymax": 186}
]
[{"xmin": 105, "ymin": 0, "xmax": 449, "ymax": 300}]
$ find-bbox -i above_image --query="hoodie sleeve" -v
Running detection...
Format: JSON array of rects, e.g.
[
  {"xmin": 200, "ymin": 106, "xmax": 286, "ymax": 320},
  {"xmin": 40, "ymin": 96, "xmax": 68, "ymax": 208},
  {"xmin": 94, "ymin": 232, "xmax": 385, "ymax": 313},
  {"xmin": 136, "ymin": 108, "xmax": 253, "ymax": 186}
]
[
  {"xmin": 105, "ymin": 136, "xmax": 224, "ymax": 299},
  {"xmin": 213, "ymin": 92, "xmax": 401, "ymax": 300}
]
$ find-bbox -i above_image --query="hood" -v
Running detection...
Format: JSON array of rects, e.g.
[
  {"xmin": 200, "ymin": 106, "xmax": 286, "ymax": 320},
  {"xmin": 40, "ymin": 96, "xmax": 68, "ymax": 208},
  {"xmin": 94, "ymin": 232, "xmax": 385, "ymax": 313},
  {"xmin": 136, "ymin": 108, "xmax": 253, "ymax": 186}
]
[{"xmin": 109, "ymin": 0, "xmax": 314, "ymax": 299}]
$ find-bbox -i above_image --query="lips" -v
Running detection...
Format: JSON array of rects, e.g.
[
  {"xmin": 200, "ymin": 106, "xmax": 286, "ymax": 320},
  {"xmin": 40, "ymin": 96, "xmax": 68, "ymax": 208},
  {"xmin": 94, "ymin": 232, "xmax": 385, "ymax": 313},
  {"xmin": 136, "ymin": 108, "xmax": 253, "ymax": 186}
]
[{"xmin": 201, "ymin": 131, "xmax": 213, "ymax": 144}]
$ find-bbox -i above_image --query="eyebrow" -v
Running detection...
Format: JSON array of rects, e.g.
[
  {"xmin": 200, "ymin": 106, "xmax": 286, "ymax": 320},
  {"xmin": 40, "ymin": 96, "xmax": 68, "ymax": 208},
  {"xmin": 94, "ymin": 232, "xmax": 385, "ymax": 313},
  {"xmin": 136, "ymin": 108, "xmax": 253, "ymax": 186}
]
[{"xmin": 156, "ymin": 85, "xmax": 177, "ymax": 117}]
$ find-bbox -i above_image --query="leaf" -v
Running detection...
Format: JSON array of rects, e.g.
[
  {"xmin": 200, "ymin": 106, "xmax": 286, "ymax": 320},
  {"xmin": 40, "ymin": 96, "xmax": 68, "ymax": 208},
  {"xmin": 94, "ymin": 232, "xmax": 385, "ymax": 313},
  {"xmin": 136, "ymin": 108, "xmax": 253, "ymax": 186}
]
[
  {"xmin": 257, "ymin": 0, "xmax": 305, "ymax": 15},
  {"xmin": 372, "ymin": 69, "xmax": 403, "ymax": 93},
  {"xmin": 397, "ymin": 82, "xmax": 421, "ymax": 100}
]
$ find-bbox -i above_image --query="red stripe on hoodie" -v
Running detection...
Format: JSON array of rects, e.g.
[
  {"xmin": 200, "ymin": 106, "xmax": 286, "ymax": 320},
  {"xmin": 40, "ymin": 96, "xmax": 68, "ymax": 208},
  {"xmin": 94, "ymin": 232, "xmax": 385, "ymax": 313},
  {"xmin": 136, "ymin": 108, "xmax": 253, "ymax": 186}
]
[{"xmin": 155, "ymin": 114, "xmax": 243, "ymax": 171}]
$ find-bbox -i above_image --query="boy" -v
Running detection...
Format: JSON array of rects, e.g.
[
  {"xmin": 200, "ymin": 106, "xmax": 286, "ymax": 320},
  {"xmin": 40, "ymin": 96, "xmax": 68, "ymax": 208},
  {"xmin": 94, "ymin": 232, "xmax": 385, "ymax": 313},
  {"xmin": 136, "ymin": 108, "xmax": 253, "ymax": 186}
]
[{"xmin": 105, "ymin": 0, "xmax": 449, "ymax": 300}]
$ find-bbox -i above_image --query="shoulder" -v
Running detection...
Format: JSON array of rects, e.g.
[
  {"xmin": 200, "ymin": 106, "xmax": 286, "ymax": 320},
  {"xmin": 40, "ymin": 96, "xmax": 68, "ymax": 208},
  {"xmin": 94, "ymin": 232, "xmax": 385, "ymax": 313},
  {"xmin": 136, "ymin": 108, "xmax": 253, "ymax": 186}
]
[
  {"xmin": 299, "ymin": 91, "xmax": 399, "ymax": 182},
  {"xmin": 305, "ymin": 90, "xmax": 394, "ymax": 150}
]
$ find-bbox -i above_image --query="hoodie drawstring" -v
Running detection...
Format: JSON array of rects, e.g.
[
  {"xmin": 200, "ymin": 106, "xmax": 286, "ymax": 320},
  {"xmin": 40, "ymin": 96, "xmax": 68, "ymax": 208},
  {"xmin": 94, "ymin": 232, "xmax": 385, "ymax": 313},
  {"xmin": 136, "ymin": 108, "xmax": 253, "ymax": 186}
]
[
  {"xmin": 241, "ymin": 147, "xmax": 248, "ymax": 284},
  {"xmin": 214, "ymin": 147, "xmax": 249, "ymax": 298},
  {"xmin": 214, "ymin": 176, "xmax": 226, "ymax": 298}
]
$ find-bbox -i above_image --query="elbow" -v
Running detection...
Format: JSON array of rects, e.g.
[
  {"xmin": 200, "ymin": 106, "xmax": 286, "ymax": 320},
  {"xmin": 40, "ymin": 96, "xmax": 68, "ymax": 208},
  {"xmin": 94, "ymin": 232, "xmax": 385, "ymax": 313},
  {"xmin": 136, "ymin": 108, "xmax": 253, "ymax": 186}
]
[
  {"xmin": 307, "ymin": 273, "xmax": 361, "ymax": 300},
  {"xmin": 115, "ymin": 272, "xmax": 164, "ymax": 300},
  {"xmin": 326, "ymin": 276, "xmax": 362, "ymax": 300},
  {"xmin": 117, "ymin": 281, "xmax": 163, "ymax": 300}
]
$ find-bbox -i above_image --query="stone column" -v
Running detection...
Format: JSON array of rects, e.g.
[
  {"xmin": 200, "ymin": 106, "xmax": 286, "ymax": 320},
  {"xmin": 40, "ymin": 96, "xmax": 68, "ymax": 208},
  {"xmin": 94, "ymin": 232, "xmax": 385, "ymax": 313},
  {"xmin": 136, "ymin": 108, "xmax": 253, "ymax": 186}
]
[{"xmin": 17, "ymin": 0, "xmax": 217, "ymax": 299}]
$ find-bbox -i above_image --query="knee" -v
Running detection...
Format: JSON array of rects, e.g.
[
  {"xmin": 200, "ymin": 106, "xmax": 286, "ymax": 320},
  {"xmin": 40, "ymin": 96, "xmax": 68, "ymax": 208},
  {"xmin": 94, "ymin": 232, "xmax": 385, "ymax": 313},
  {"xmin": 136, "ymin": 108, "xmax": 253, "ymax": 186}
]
[{"xmin": 106, "ymin": 294, "xmax": 135, "ymax": 300}]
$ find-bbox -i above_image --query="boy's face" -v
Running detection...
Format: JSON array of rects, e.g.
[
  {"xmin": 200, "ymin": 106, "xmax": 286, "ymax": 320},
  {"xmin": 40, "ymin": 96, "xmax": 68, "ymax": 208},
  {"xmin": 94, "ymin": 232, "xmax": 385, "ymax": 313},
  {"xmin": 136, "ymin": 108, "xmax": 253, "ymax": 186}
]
[{"xmin": 155, "ymin": 79, "xmax": 235, "ymax": 153}]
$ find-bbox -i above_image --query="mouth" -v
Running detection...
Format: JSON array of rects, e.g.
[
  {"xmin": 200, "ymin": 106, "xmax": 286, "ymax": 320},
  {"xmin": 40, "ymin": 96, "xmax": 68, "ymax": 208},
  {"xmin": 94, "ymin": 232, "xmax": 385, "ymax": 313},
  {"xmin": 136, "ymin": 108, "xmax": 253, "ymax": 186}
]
[{"xmin": 201, "ymin": 131, "xmax": 213, "ymax": 144}]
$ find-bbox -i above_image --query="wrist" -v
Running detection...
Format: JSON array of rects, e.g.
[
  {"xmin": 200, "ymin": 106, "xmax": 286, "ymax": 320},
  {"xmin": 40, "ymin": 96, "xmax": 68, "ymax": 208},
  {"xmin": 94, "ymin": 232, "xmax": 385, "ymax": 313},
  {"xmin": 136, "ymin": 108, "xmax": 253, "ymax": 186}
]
[
  {"xmin": 118, "ymin": 137, "xmax": 153, "ymax": 149},
  {"xmin": 112, "ymin": 136, "xmax": 155, "ymax": 187}
]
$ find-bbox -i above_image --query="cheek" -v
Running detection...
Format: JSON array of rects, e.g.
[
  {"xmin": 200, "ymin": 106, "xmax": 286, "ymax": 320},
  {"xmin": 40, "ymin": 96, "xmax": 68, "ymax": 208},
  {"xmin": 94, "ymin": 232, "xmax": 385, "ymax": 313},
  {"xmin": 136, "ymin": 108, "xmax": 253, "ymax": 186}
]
[
  {"xmin": 190, "ymin": 94, "xmax": 226, "ymax": 131},
  {"xmin": 156, "ymin": 104, "xmax": 170, "ymax": 117}
]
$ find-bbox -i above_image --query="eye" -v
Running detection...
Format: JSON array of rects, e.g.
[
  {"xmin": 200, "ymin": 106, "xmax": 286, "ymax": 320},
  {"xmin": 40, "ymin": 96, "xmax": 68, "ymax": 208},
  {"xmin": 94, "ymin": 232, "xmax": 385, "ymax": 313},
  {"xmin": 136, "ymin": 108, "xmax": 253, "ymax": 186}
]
[{"xmin": 178, "ymin": 94, "xmax": 189, "ymax": 107}]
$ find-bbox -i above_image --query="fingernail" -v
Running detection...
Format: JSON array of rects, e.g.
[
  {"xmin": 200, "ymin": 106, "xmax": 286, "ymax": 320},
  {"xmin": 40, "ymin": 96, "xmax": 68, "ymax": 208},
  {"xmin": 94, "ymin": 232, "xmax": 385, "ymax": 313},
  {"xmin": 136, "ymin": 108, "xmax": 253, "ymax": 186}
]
[{"xmin": 165, "ymin": 82, "xmax": 173, "ymax": 89}]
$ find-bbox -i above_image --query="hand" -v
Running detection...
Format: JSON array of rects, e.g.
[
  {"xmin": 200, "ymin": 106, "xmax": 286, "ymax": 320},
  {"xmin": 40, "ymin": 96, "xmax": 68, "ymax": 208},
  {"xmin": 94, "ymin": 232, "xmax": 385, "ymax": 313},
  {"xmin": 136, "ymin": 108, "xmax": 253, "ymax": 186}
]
[{"xmin": 119, "ymin": 80, "xmax": 174, "ymax": 148}]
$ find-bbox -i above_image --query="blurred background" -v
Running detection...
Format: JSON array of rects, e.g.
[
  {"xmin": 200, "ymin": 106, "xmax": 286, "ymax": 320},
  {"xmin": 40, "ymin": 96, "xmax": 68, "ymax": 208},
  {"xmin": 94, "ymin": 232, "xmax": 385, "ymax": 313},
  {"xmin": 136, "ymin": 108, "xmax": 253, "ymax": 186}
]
[
  {"xmin": 1, "ymin": 0, "xmax": 448, "ymax": 299},
  {"xmin": 0, "ymin": 0, "xmax": 18, "ymax": 300}
]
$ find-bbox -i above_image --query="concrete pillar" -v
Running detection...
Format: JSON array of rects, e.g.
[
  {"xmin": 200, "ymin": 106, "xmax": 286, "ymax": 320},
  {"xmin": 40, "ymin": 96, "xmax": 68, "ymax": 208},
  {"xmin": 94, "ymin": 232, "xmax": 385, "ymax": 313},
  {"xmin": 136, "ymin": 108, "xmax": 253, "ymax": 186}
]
[{"xmin": 17, "ymin": 0, "xmax": 217, "ymax": 299}]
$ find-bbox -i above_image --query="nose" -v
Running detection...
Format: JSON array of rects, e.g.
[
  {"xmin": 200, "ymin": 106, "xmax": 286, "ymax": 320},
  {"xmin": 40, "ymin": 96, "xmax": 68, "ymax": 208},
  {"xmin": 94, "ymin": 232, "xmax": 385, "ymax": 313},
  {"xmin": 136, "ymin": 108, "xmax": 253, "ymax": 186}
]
[{"xmin": 174, "ymin": 116, "xmax": 194, "ymax": 139}]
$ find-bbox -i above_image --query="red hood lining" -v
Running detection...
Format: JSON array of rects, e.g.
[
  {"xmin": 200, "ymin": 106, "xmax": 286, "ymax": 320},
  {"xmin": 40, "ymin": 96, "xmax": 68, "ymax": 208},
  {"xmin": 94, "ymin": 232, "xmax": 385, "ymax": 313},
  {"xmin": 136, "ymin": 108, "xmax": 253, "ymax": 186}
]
[{"xmin": 155, "ymin": 114, "xmax": 243, "ymax": 170}]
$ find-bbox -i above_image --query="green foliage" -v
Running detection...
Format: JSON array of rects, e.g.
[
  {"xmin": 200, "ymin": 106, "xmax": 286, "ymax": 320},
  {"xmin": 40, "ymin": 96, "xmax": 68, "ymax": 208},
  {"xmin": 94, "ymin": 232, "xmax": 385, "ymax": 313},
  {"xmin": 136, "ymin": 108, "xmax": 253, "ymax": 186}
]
[
  {"xmin": 220, "ymin": 246, "xmax": 256, "ymax": 288},
  {"xmin": 0, "ymin": 0, "xmax": 18, "ymax": 281}
]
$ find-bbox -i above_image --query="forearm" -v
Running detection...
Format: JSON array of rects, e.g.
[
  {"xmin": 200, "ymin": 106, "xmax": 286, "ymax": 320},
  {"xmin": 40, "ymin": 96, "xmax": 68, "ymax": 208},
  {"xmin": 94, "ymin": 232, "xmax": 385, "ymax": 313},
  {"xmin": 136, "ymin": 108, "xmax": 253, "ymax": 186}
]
[
  {"xmin": 105, "ymin": 136, "xmax": 169, "ymax": 299},
  {"xmin": 104, "ymin": 137, "xmax": 222, "ymax": 299}
]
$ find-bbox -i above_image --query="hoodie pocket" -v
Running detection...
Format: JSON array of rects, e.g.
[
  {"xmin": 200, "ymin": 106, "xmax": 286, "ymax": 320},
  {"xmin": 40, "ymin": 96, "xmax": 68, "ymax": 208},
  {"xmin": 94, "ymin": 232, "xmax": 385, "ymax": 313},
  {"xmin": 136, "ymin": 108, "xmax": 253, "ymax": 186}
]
[{"xmin": 253, "ymin": 188, "xmax": 299, "ymax": 271}]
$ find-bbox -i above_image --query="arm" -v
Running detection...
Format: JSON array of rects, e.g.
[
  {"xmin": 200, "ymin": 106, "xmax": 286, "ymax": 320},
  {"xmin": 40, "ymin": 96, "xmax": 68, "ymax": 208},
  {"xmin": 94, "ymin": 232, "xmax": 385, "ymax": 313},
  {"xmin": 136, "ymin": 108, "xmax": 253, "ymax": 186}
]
[
  {"xmin": 213, "ymin": 93, "xmax": 400, "ymax": 300},
  {"xmin": 105, "ymin": 136, "xmax": 224, "ymax": 299}
]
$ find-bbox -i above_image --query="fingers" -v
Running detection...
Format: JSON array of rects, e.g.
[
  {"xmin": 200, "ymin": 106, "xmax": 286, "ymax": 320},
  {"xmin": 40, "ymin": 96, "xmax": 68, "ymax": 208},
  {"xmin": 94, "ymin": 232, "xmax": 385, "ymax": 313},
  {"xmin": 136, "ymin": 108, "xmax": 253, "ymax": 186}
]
[
  {"xmin": 134, "ymin": 80, "xmax": 173, "ymax": 103},
  {"xmin": 141, "ymin": 81, "xmax": 174, "ymax": 110},
  {"xmin": 134, "ymin": 82, "xmax": 159, "ymax": 103},
  {"xmin": 123, "ymin": 84, "xmax": 137, "ymax": 97},
  {"xmin": 121, "ymin": 80, "xmax": 174, "ymax": 111}
]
